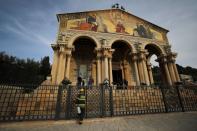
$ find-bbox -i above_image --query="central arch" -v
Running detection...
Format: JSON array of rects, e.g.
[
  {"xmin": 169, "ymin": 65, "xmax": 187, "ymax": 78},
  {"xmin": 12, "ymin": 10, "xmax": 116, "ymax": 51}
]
[
  {"xmin": 111, "ymin": 40, "xmax": 135, "ymax": 86},
  {"xmin": 68, "ymin": 34, "xmax": 100, "ymax": 48},
  {"xmin": 70, "ymin": 36, "xmax": 97, "ymax": 85}
]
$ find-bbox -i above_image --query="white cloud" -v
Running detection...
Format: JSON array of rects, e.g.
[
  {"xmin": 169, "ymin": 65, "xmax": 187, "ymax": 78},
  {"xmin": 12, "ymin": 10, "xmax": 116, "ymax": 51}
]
[{"xmin": 1, "ymin": 11, "xmax": 52, "ymax": 46}]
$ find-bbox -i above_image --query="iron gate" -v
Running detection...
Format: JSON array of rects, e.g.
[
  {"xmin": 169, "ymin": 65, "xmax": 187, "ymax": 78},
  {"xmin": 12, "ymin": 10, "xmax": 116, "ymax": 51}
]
[{"xmin": 63, "ymin": 85, "xmax": 112, "ymax": 119}]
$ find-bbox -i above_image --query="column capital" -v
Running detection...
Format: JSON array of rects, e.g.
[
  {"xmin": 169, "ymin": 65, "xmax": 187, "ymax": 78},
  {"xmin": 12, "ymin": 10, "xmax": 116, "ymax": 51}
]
[
  {"xmin": 108, "ymin": 49, "xmax": 114, "ymax": 59},
  {"xmin": 95, "ymin": 48, "xmax": 102, "ymax": 57},
  {"xmin": 135, "ymin": 49, "xmax": 148, "ymax": 61},
  {"xmin": 95, "ymin": 47, "xmax": 102, "ymax": 52},
  {"xmin": 166, "ymin": 52, "xmax": 177, "ymax": 63},
  {"xmin": 167, "ymin": 52, "xmax": 177, "ymax": 57},
  {"xmin": 51, "ymin": 44, "xmax": 60, "ymax": 51},
  {"xmin": 138, "ymin": 52, "xmax": 146, "ymax": 61},
  {"xmin": 59, "ymin": 49, "xmax": 65, "ymax": 54},
  {"xmin": 96, "ymin": 56, "xmax": 100, "ymax": 59},
  {"xmin": 58, "ymin": 44, "xmax": 74, "ymax": 54},
  {"xmin": 138, "ymin": 49, "xmax": 148, "ymax": 54},
  {"xmin": 156, "ymin": 55, "xmax": 167, "ymax": 63},
  {"xmin": 101, "ymin": 46, "xmax": 111, "ymax": 50},
  {"xmin": 66, "ymin": 52, "xmax": 72, "ymax": 57},
  {"xmin": 131, "ymin": 53, "xmax": 138, "ymax": 61},
  {"xmin": 100, "ymin": 48, "xmax": 114, "ymax": 58},
  {"xmin": 122, "ymin": 63, "xmax": 128, "ymax": 69}
]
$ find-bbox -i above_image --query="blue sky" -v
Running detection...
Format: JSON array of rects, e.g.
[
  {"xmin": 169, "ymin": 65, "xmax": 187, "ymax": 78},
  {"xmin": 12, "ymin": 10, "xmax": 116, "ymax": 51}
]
[{"xmin": 0, "ymin": 0, "xmax": 197, "ymax": 68}]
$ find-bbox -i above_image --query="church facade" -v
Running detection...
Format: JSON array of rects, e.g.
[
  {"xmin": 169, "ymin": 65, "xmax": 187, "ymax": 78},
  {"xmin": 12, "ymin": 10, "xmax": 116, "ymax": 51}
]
[{"xmin": 50, "ymin": 8, "xmax": 180, "ymax": 86}]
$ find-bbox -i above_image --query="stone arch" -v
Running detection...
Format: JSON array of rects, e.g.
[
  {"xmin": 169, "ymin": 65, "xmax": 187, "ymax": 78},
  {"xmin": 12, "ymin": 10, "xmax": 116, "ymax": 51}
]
[
  {"xmin": 143, "ymin": 43, "xmax": 167, "ymax": 86},
  {"xmin": 109, "ymin": 38, "xmax": 136, "ymax": 52},
  {"xmin": 68, "ymin": 33, "xmax": 101, "ymax": 48},
  {"xmin": 110, "ymin": 39, "xmax": 136, "ymax": 86},
  {"xmin": 69, "ymin": 35, "xmax": 98, "ymax": 86},
  {"xmin": 142, "ymin": 43, "xmax": 165, "ymax": 56}
]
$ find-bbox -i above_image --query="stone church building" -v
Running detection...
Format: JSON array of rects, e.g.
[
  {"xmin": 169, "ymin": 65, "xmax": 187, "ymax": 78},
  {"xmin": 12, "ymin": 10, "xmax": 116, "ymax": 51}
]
[{"xmin": 50, "ymin": 8, "xmax": 180, "ymax": 86}]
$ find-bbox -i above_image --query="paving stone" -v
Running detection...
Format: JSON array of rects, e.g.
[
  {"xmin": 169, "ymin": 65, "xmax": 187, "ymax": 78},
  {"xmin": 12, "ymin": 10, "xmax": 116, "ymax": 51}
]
[{"xmin": 0, "ymin": 112, "xmax": 197, "ymax": 131}]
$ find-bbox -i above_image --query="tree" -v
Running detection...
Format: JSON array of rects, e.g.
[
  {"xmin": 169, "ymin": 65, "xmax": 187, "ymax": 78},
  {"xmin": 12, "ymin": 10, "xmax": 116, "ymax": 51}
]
[
  {"xmin": 152, "ymin": 66, "xmax": 162, "ymax": 85},
  {"xmin": 0, "ymin": 52, "xmax": 51, "ymax": 85},
  {"xmin": 40, "ymin": 56, "xmax": 51, "ymax": 79},
  {"xmin": 176, "ymin": 64, "xmax": 197, "ymax": 81}
]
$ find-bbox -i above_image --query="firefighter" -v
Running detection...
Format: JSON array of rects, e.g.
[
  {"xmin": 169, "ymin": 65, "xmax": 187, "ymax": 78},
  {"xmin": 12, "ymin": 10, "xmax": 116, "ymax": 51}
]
[{"xmin": 76, "ymin": 88, "xmax": 86, "ymax": 124}]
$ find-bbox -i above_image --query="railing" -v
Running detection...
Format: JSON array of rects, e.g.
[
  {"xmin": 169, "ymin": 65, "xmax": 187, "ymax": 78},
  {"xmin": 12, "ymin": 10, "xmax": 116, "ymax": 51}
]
[
  {"xmin": 0, "ymin": 84, "xmax": 60, "ymax": 121},
  {"xmin": 0, "ymin": 84, "xmax": 196, "ymax": 121},
  {"xmin": 112, "ymin": 85, "xmax": 166, "ymax": 115}
]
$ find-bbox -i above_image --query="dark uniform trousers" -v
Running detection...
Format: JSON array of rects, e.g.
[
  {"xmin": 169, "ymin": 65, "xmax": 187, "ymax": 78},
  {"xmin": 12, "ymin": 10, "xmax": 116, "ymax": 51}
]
[{"xmin": 77, "ymin": 94, "xmax": 86, "ymax": 121}]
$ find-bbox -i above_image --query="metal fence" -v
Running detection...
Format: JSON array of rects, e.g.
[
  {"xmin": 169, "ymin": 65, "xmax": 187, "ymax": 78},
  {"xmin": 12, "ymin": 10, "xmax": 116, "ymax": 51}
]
[
  {"xmin": 0, "ymin": 84, "xmax": 59, "ymax": 121},
  {"xmin": 112, "ymin": 86, "xmax": 166, "ymax": 115},
  {"xmin": 0, "ymin": 84, "xmax": 196, "ymax": 121}
]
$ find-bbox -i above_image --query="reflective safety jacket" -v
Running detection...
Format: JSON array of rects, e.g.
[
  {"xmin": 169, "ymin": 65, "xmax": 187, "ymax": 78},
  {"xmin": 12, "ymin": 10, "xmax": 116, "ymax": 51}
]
[{"xmin": 76, "ymin": 94, "xmax": 86, "ymax": 108}]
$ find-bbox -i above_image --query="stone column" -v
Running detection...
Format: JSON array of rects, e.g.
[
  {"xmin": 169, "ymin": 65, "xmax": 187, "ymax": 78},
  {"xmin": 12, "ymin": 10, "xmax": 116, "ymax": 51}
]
[
  {"xmin": 156, "ymin": 56, "xmax": 173, "ymax": 86},
  {"xmin": 51, "ymin": 45, "xmax": 59, "ymax": 84},
  {"xmin": 56, "ymin": 51, "xmax": 66, "ymax": 84},
  {"xmin": 167, "ymin": 53, "xmax": 180, "ymax": 84},
  {"xmin": 65, "ymin": 53, "xmax": 71, "ymax": 79},
  {"xmin": 122, "ymin": 62, "xmax": 126, "ymax": 79},
  {"xmin": 101, "ymin": 48, "xmax": 110, "ymax": 81},
  {"xmin": 140, "ymin": 51, "xmax": 150, "ymax": 85},
  {"xmin": 168, "ymin": 62, "xmax": 176, "ymax": 83},
  {"xmin": 124, "ymin": 64, "xmax": 128, "ymax": 80},
  {"xmin": 164, "ymin": 63, "xmax": 172, "ymax": 85},
  {"xmin": 137, "ymin": 53, "xmax": 144, "ymax": 84},
  {"xmin": 132, "ymin": 55, "xmax": 140, "ymax": 86},
  {"xmin": 137, "ymin": 60, "xmax": 144, "ymax": 84},
  {"xmin": 157, "ymin": 56, "xmax": 172, "ymax": 86},
  {"xmin": 173, "ymin": 63, "xmax": 180, "ymax": 82},
  {"xmin": 108, "ymin": 57, "xmax": 113, "ymax": 84},
  {"xmin": 96, "ymin": 56, "xmax": 101, "ymax": 85},
  {"xmin": 104, "ymin": 56, "xmax": 109, "ymax": 79},
  {"xmin": 147, "ymin": 62, "xmax": 154, "ymax": 85},
  {"xmin": 108, "ymin": 49, "xmax": 114, "ymax": 85},
  {"xmin": 159, "ymin": 63, "xmax": 168, "ymax": 85},
  {"xmin": 142, "ymin": 59, "xmax": 150, "ymax": 86},
  {"xmin": 120, "ymin": 62, "xmax": 124, "ymax": 81},
  {"xmin": 101, "ymin": 57, "xmax": 105, "ymax": 82}
]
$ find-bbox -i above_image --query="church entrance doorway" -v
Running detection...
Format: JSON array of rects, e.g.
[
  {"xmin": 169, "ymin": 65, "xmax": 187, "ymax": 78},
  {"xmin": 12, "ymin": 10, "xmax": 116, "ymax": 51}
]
[
  {"xmin": 112, "ymin": 69, "xmax": 123, "ymax": 85},
  {"xmin": 111, "ymin": 40, "xmax": 133, "ymax": 86}
]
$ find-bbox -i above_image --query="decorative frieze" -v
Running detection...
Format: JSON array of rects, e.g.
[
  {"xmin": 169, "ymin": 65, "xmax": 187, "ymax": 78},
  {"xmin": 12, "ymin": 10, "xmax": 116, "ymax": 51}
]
[{"xmin": 62, "ymin": 29, "xmax": 167, "ymax": 47}]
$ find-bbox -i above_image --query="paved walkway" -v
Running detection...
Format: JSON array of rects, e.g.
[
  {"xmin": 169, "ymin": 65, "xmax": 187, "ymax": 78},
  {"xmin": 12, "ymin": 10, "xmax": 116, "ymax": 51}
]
[{"xmin": 0, "ymin": 112, "xmax": 197, "ymax": 131}]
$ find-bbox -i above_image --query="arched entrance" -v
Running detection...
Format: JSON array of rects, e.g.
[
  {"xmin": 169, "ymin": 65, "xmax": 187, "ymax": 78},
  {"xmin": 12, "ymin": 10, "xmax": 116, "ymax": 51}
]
[
  {"xmin": 111, "ymin": 41, "xmax": 134, "ymax": 86},
  {"xmin": 145, "ymin": 44, "xmax": 166, "ymax": 85},
  {"xmin": 70, "ymin": 37, "xmax": 97, "ymax": 85}
]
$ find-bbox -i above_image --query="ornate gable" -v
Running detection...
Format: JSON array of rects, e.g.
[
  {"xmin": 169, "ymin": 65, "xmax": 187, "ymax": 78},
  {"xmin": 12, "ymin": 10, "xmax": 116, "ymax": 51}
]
[{"xmin": 57, "ymin": 9, "xmax": 168, "ymax": 42}]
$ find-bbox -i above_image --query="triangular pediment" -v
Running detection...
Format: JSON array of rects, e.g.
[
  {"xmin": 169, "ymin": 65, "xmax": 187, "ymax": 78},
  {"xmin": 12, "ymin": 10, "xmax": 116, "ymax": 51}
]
[{"xmin": 58, "ymin": 9, "xmax": 168, "ymax": 41}]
